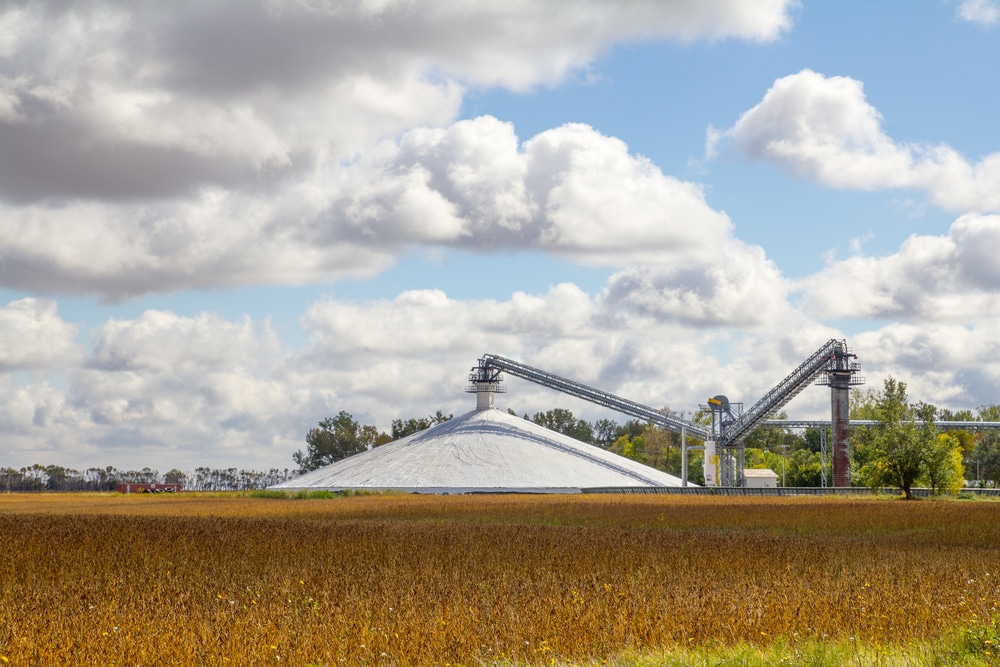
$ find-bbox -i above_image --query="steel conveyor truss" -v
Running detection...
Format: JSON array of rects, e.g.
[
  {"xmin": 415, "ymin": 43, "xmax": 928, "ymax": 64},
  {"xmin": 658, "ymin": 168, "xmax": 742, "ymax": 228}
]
[
  {"xmin": 718, "ymin": 339, "xmax": 848, "ymax": 447},
  {"xmin": 471, "ymin": 354, "xmax": 710, "ymax": 440},
  {"xmin": 471, "ymin": 340, "xmax": 856, "ymax": 487}
]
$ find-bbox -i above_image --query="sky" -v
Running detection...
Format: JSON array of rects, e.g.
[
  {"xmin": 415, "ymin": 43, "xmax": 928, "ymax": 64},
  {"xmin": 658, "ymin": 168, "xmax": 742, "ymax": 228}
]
[{"xmin": 2, "ymin": 0, "xmax": 1000, "ymax": 472}]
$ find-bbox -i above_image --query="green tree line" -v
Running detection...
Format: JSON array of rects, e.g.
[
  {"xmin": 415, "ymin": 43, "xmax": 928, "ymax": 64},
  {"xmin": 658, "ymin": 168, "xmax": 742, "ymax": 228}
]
[{"xmin": 0, "ymin": 465, "xmax": 295, "ymax": 492}]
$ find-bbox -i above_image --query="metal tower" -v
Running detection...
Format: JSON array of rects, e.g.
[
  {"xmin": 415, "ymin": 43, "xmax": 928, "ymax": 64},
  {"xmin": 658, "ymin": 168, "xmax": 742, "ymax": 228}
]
[
  {"xmin": 816, "ymin": 341, "xmax": 864, "ymax": 486},
  {"xmin": 707, "ymin": 339, "xmax": 862, "ymax": 486},
  {"xmin": 705, "ymin": 395, "xmax": 744, "ymax": 487}
]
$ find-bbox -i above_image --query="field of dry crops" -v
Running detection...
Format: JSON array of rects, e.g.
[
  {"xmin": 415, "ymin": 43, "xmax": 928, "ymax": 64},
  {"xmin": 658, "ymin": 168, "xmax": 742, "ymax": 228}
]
[{"xmin": 1, "ymin": 493, "xmax": 999, "ymax": 666}]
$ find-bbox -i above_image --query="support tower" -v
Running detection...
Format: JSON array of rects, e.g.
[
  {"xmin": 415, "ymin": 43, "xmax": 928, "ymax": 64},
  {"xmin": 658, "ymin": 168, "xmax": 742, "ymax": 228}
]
[{"xmin": 817, "ymin": 342, "xmax": 863, "ymax": 487}]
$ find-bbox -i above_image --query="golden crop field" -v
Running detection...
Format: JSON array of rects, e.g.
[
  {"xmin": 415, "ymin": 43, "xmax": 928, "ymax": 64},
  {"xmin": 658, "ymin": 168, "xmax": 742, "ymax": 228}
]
[{"xmin": 1, "ymin": 493, "xmax": 998, "ymax": 666}]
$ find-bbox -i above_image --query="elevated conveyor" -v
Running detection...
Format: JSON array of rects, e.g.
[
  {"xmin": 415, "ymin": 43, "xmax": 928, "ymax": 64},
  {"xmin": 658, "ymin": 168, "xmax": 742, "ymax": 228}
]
[
  {"xmin": 470, "ymin": 354, "xmax": 710, "ymax": 440},
  {"xmin": 470, "ymin": 339, "xmax": 861, "ymax": 487},
  {"xmin": 719, "ymin": 339, "xmax": 851, "ymax": 446}
]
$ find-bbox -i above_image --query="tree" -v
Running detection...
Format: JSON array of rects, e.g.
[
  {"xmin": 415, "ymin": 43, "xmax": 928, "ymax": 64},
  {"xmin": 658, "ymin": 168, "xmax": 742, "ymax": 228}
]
[
  {"xmin": 592, "ymin": 418, "xmax": 621, "ymax": 449},
  {"xmin": 640, "ymin": 425, "xmax": 681, "ymax": 472},
  {"xmin": 746, "ymin": 448, "xmax": 824, "ymax": 487},
  {"xmin": 938, "ymin": 407, "xmax": 974, "ymax": 421},
  {"xmin": 605, "ymin": 421, "xmax": 706, "ymax": 485},
  {"xmin": 744, "ymin": 413, "xmax": 803, "ymax": 454},
  {"xmin": 293, "ymin": 411, "xmax": 388, "ymax": 473},
  {"xmin": 849, "ymin": 387, "xmax": 880, "ymax": 420},
  {"xmin": 364, "ymin": 425, "xmax": 394, "ymax": 448},
  {"xmin": 974, "ymin": 430, "xmax": 1000, "ymax": 488},
  {"xmin": 84, "ymin": 466, "xmax": 116, "ymax": 491},
  {"xmin": 978, "ymin": 404, "xmax": 1000, "ymax": 422},
  {"xmin": 391, "ymin": 411, "xmax": 452, "ymax": 440},
  {"xmin": 922, "ymin": 433, "xmax": 965, "ymax": 495},
  {"xmin": 612, "ymin": 434, "xmax": 645, "ymax": 462},
  {"xmin": 532, "ymin": 409, "xmax": 594, "ymax": 443},
  {"xmin": 21, "ymin": 464, "xmax": 46, "ymax": 490},
  {"xmin": 45, "ymin": 465, "xmax": 71, "ymax": 491},
  {"xmin": 801, "ymin": 427, "xmax": 826, "ymax": 454},
  {"xmin": 617, "ymin": 419, "xmax": 647, "ymax": 441},
  {"xmin": 682, "ymin": 449, "xmax": 706, "ymax": 486},
  {"xmin": 853, "ymin": 378, "xmax": 936, "ymax": 499},
  {"xmin": 785, "ymin": 449, "xmax": 824, "ymax": 487},
  {"xmin": 164, "ymin": 469, "xmax": 188, "ymax": 487},
  {"xmin": 393, "ymin": 416, "xmax": 432, "ymax": 439},
  {"xmin": 931, "ymin": 407, "xmax": 976, "ymax": 482}
]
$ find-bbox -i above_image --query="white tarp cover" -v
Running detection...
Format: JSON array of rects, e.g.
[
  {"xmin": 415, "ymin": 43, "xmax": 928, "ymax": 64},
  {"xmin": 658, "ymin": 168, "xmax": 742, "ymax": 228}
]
[{"xmin": 271, "ymin": 406, "xmax": 687, "ymax": 493}]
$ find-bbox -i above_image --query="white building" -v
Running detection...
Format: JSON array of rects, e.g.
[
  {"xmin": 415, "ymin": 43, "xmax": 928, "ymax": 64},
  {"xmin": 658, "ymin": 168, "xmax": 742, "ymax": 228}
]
[{"xmin": 743, "ymin": 468, "xmax": 779, "ymax": 489}]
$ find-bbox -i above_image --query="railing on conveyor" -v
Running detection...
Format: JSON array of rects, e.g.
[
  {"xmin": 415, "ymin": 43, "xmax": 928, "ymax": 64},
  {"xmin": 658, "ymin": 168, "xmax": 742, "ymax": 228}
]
[
  {"xmin": 719, "ymin": 339, "xmax": 846, "ymax": 446},
  {"xmin": 474, "ymin": 354, "xmax": 711, "ymax": 440},
  {"xmin": 761, "ymin": 420, "xmax": 1000, "ymax": 430}
]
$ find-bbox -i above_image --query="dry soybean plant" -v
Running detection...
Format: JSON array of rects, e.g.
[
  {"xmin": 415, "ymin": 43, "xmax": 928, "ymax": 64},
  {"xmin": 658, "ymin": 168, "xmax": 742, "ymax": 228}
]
[{"xmin": 0, "ymin": 494, "xmax": 998, "ymax": 665}]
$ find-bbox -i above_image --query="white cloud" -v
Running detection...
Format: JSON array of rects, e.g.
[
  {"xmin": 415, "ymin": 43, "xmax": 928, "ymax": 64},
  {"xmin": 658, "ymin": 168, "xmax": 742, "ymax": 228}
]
[
  {"xmin": 0, "ymin": 0, "xmax": 795, "ymax": 203},
  {"xmin": 88, "ymin": 310, "xmax": 281, "ymax": 373},
  {"xmin": 602, "ymin": 243, "xmax": 789, "ymax": 327},
  {"xmin": 81, "ymin": 310, "xmax": 288, "ymax": 429},
  {"xmin": 958, "ymin": 0, "xmax": 1000, "ymax": 25},
  {"xmin": 0, "ymin": 298, "xmax": 78, "ymax": 371},
  {"xmin": 716, "ymin": 69, "xmax": 1000, "ymax": 213},
  {"xmin": 66, "ymin": 310, "xmax": 301, "ymax": 468},
  {"xmin": 0, "ymin": 271, "xmax": 808, "ymax": 469},
  {"xmin": 799, "ymin": 213, "xmax": 1000, "ymax": 321},
  {"xmin": 0, "ymin": 377, "xmax": 75, "ymax": 455},
  {"xmin": 5, "ymin": 276, "xmax": 1000, "ymax": 471},
  {"xmin": 0, "ymin": 0, "xmax": 798, "ymax": 300},
  {"xmin": 335, "ymin": 117, "xmax": 736, "ymax": 265},
  {"xmin": 854, "ymin": 320, "xmax": 1000, "ymax": 408},
  {"xmin": 0, "ymin": 117, "xmax": 744, "ymax": 299},
  {"xmin": 295, "ymin": 283, "xmax": 772, "ymax": 421}
]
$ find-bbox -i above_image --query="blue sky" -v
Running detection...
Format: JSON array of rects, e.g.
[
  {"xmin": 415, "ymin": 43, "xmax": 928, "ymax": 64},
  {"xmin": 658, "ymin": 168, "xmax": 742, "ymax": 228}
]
[
  {"xmin": 458, "ymin": 1, "xmax": 998, "ymax": 274},
  {"xmin": 1, "ymin": 0, "xmax": 999, "ymax": 471}
]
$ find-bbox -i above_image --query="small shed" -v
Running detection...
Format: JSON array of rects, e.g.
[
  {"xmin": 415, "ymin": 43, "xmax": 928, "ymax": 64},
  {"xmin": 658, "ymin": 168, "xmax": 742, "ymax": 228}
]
[{"xmin": 743, "ymin": 468, "xmax": 779, "ymax": 489}]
